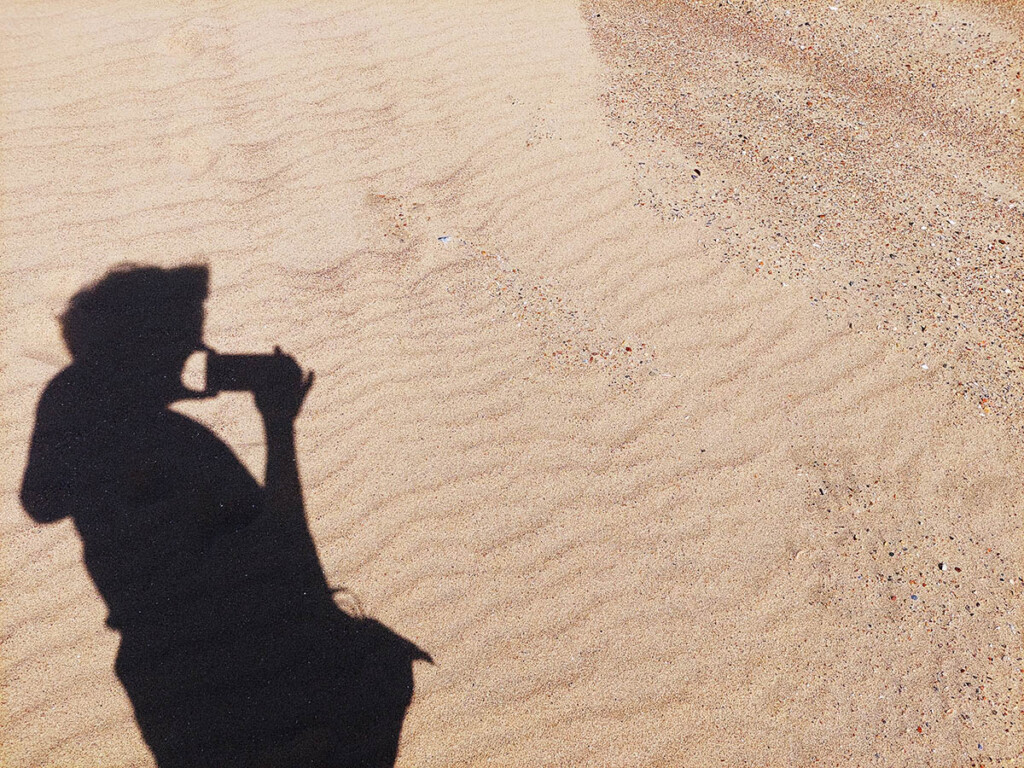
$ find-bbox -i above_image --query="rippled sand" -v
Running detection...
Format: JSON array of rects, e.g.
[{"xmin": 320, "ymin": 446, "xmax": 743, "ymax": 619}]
[
  {"xmin": 2, "ymin": 2, "xmax": 1022, "ymax": 766},
  {"xmin": 586, "ymin": 0, "xmax": 1024, "ymax": 423}
]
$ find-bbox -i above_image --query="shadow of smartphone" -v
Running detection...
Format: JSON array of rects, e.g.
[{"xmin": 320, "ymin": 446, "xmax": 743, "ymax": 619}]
[
  {"xmin": 181, "ymin": 350, "xmax": 280, "ymax": 396},
  {"xmin": 207, "ymin": 352, "xmax": 280, "ymax": 394}
]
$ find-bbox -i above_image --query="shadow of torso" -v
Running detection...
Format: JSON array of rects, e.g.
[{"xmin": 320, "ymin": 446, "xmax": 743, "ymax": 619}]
[{"xmin": 22, "ymin": 365, "xmax": 428, "ymax": 768}]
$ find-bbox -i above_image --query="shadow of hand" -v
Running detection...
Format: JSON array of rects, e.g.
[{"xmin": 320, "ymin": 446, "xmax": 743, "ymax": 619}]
[{"xmin": 254, "ymin": 347, "xmax": 315, "ymax": 427}]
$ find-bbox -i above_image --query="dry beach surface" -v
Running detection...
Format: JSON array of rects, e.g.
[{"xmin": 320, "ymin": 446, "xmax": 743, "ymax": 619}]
[{"xmin": 1, "ymin": 1, "xmax": 1022, "ymax": 766}]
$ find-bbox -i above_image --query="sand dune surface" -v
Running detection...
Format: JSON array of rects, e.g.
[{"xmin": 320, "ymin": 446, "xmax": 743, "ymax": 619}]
[{"xmin": 2, "ymin": 1, "xmax": 1022, "ymax": 766}]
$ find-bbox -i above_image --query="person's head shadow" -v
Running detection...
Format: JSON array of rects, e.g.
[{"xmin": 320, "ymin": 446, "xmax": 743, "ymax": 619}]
[{"xmin": 21, "ymin": 264, "xmax": 431, "ymax": 768}]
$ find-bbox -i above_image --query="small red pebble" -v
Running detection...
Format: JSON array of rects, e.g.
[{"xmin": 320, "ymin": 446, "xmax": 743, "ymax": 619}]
[{"xmin": 917, "ymin": 726, "xmax": 923, "ymax": 733}]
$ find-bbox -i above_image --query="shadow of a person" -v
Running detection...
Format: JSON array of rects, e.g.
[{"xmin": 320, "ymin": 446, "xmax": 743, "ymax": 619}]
[{"xmin": 20, "ymin": 264, "xmax": 430, "ymax": 768}]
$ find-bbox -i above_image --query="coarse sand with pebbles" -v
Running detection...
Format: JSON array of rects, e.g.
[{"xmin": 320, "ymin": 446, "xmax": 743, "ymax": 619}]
[
  {"xmin": 585, "ymin": 0, "xmax": 1024, "ymax": 423},
  {"xmin": 2, "ymin": 1, "xmax": 1023, "ymax": 766}
]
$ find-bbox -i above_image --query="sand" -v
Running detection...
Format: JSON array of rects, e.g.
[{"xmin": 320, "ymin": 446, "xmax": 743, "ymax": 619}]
[
  {"xmin": 586, "ymin": 0, "xmax": 1024, "ymax": 423},
  {"xmin": 1, "ymin": 1, "xmax": 1021, "ymax": 766}
]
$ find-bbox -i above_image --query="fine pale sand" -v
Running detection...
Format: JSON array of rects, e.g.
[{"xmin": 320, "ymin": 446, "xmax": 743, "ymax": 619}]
[{"xmin": 2, "ymin": 2, "xmax": 1021, "ymax": 766}]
